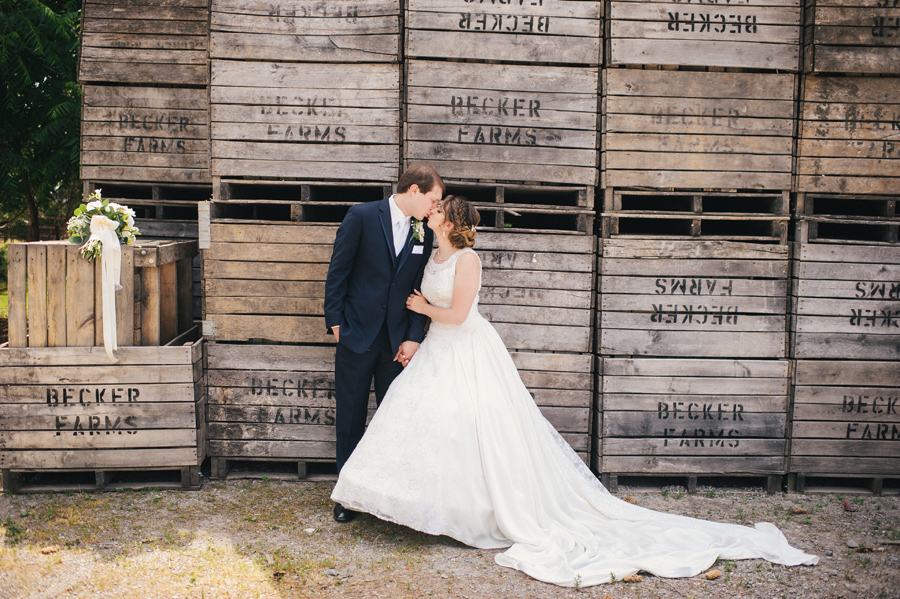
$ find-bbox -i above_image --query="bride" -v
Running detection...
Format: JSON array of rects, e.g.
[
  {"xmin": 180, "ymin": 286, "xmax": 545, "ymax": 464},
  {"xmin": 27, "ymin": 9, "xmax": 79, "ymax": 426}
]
[{"xmin": 331, "ymin": 196, "xmax": 817, "ymax": 587}]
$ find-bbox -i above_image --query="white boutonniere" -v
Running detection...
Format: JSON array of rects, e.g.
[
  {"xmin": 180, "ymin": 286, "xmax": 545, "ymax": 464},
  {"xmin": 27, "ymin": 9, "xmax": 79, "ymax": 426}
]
[{"xmin": 411, "ymin": 218, "xmax": 425, "ymax": 243}]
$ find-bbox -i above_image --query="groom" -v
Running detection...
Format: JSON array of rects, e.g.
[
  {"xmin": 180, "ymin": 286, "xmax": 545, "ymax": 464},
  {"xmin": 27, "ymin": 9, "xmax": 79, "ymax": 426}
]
[{"xmin": 324, "ymin": 165, "xmax": 444, "ymax": 522}]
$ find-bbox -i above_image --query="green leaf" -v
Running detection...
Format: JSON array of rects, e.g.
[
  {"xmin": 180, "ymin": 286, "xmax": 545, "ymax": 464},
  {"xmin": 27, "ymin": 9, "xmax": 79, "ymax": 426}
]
[{"xmin": 68, "ymin": 235, "xmax": 82, "ymax": 244}]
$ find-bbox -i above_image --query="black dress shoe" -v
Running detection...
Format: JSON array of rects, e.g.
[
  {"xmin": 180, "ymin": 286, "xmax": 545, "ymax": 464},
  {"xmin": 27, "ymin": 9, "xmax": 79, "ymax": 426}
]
[{"xmin": 333, "ymin": 503, "xmax": 357, "ymax": 523}]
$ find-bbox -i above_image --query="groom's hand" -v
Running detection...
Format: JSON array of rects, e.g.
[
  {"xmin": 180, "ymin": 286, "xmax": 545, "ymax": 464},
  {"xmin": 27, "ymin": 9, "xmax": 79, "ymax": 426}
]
[
  {"xmin": 394, "ymin": 340, "xmax": 420, "ymax": 367},
  {"xmin": 331, "ymin": 326, "xmax": 339, "ymax": 342}
]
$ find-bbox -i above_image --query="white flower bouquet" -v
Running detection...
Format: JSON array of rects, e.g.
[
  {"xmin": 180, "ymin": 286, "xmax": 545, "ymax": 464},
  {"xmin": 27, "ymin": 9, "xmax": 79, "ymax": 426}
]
[{"xmin": 66, "ymin": 190, "xmax": 140, "ymax": 261}]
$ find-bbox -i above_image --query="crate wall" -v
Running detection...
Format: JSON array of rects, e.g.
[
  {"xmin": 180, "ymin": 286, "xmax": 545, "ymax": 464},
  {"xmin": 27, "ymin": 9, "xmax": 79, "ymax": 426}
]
[
  {"xmin": 803, "ymin": 0, "xmax": 900, "ymax": 74},
  {"xmin": 405, "ymin": 0, "xmax": 602, "ymax": 65},
  {"xmin": 6, "ymin": 240, "xmax": 197, "ymax": 349},
  {"xmin": 790, "ymin": 243, "xmax": 900, "ymax": 361},
  {"xmin": 797, "ymin": 76, "xmax": 900, "ymax": 196},
  {"xmin": 404, "ymin": 60, "xmax": 599, "ymax": 187},
  {"xmin": 608, "ymin": 0, "xmax": 802, "ymax": 70},
  {"xmin": 0, "ymin": 338, "xmax": 206, "ymax": 490},
  {"xmin": 81, "ymin": 85, "xmax": 211, "ymax": 184},
  {"xmin": 600, "ymin": 358, "xmax": 790, "ymax": 478},
  {"xmin": 79, "ymin": 0, "xmax": 209, "ymax": 86},
  {"xmin": 790, "ymin": 360, "xmax": 900, "ymax": 482},
  {"xmin": 602, "ymin": 69, "xmax": 797, "ymax": 192}
]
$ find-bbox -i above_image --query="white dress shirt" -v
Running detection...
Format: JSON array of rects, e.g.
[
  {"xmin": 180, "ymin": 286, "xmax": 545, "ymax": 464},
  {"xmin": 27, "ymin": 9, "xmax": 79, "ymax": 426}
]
[{"xmin": 388, "ymin": 195, "xmax": 410, "ymax": 256}]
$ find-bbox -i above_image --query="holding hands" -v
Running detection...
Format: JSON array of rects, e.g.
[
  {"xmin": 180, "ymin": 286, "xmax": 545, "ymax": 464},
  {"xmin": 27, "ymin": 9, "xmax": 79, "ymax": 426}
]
[{"xmin": 406, "ymin": 290, "xmax": 429, "ymax": 315}]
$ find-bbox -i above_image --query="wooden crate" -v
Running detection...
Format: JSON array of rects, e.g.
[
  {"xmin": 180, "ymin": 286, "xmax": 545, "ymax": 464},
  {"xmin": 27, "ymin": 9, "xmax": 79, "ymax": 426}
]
[
  {"xmin": 81, "ymin": 85, "xmax": 210, "ymax": 184},
  {"xmin": 211, "ymin": 0, "xmax": 400, "ymax": 62},
  {"xmin": 79, "ymin": 0, "xmax": 209, "ymax": 85},
  {"xmin": 796, "ymin": 193, "xmax": 900, "ymax": 244},
  {"xmin": 201, "ymin": 210, "xmax": 595, "ymax": 351},
  {"xmin": 405, "ymin": 0, "xmax": 602, "ymax": 65},
  {"xmin": 405, "ymin": 60, "xmax": 599, "ymax": 186},
  {"xmin": 804, "ymin": 0, "xmax": 900, "ymax": 74},
  {"xmin": 608, "ymin": 0, "xmax": 801, "ymax": 70},
  {"xmin": 207, "ymin": 344, "xmax": 591, "ymax": 469},
  {"xmin": 210, "ymin": 60, "xmax": 400, "ymax": 182},
  {"xmin": 602, "ymin": 189, "xmax": 790, "ymax": 243},
  {"xmin": 6, "ymin": 240, "xmax": 197, "ymax": 349},
  {"xmin": 600, "ymin": 358, "xmax": 790, "ymax": 479},
  {"xmin": 791, "ymin": 243, "xmax": 900, "ymax": 360},
  {"xmin": 797, "ymin": 76, "xmax": 900, "ymax": 195},
  {"xmin": 790, "ymin": 360, "xmax": 900, "ymax": 481},
  {"xmin": 599, "ymin": 239, "xmax": 790, "ymax": 358},
  {"xmin": 602, "ymin": 69, "xmax": 796, "ymax": 191},
  {"xmin": 0, "ymin": 336, "xmax": 206, "ymax": 490}
]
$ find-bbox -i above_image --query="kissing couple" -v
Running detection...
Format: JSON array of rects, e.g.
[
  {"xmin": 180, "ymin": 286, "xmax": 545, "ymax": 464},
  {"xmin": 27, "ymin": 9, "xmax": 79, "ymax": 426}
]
[{"xmin": 323, "ymin": 165, "xmax": 817, "ymax": 587}]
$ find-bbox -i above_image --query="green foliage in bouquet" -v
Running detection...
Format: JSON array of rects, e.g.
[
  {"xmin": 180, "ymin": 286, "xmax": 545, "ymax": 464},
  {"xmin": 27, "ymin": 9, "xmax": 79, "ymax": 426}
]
[{"xmin": 66, "ymin": 190, "xmax": 140, "ymax": 261}]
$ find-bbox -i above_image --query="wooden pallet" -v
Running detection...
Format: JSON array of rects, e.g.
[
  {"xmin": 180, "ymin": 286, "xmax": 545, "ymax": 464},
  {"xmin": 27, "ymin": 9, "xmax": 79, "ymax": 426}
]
[
  {"xmin": 207, "ymin": 343, "xmax": 592, "ymax": 466},
  {"xmin": 601, "ymin": 189, "xmax": 791, "ymax": 243},
  {"xmin": 6, "ymin": 240, "xmax": 197, "ymax": 348},
  {"xmin": 0, "ymin": 335, "xmax": 206, "ymax": 488},
  {"xmin": 600, "ymin": 357, "xmax": 790, "ymax": 480},
  {"xmin": 405, "ymin": 0, "xmax": 602, "ymax": 65},
  {"xmin": 791, "ymin": 243, "xmax": 900, "ymax": 360},
  {"xmin": 795, "ymin": 193, "xmax": 899, "ymax": 245},
  {"xmin": 405, "ymin": 60, "xmax": 599, "ymax": 186},
  {"xmin": 790, "ymin": 360, "xmax": 900, "ymax": 485},
  {"xmin": 2, "ymin": 467, "xmax": 201, "ymax": 493},
  {"xmin": 803, "ymin": 0, "xmax": 900, "ymax": 74},
  {"xmin": 788, "ymin": 474, "xmax": 899, "ymax": 496},
  {"xmin": 211, "ymin": 0, "xmax": 400, "ymax": 63},
  {"xmin": 81, "ymin": 85, "xmax": 210, "ymax": 184},
  {"xmin": 797, "ymin": 75, "xmax": 900, "ymax": 195},
  {"xmin": 599, "ymin": 239, "xmax": 790, "ymax": 358},
  {"xmin": 210, "ymin": 60, "xmax": 399, "ymax": 182},
  {"xmin": 601, "ymin": 473, "xmax": 782, "ymax": 495},
  {"xmin": 602, "ymin": 69, "xmax": 797, "ymax": 192},
  {"xmin": 608, "ymin": 0, "xmax": 802, "ymax": 70},
  {"xmin": 79, "ymin": 0, "xmax": 209, "ymax": 85},
  {"xmin": 210, "ymin": 458, "xmax": 336, "ymax": 481}
]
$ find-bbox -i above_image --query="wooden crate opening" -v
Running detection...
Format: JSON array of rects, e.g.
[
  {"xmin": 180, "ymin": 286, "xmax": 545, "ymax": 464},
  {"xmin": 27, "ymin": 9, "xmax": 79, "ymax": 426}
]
[{"xmin": 796, "ymin": 193, "xmax": 900, "ymax": 245}]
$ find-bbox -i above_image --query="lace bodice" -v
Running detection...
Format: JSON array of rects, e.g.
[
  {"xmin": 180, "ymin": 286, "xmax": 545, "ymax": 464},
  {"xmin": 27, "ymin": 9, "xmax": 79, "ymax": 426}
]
[{"xmin": 419, "ymin": 247, "xmax": 482, "ymax": 333}]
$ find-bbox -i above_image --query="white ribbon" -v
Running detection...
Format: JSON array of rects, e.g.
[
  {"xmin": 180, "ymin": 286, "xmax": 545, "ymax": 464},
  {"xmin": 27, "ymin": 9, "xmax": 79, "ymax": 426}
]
[{"xmin": 89, "ymin": 214, "xmax": 122, "ymax": 362}]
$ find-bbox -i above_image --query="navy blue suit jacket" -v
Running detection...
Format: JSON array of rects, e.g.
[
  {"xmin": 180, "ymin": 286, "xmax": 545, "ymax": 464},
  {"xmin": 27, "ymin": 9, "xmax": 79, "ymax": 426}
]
[{"xmin": 324, "ymin": 198, "xmax": 434, "ymax": 355}]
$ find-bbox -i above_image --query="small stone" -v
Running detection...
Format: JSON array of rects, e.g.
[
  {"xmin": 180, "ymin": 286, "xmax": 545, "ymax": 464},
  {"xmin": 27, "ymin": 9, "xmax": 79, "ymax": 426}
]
[
  {"xmin": 843, "ymin": 500, "xmax": 858, "ymax": 513},
  {"xmin": 304, "ymin": 528, "xmax": 316, "ymax": 534},
  {"xmin": 40, "ymin": 545, "xmax": 61, "ymax": 555},
  {"xmin": 830, "ymin": 573, "xmax": 838, "ymax": 577},
  {"xmin": 324, "ymin": 568, "xmax": 338, "ymax": 577},
  {"xmin": 624, "ymin": 496, "xmax": 636, "ymax": 504},
  {"xmin": 847, "ymin": 540, "xmax": 860, "ymax": 549},
  {"xmin": 705, "ymin": 569, "xmax": 721, "ymax": 580},
  {"xmin": 791, "ymin": 507, "xmax": 808, "ymax": 514},
  {"xmin": 622, "ymin": 574, "xmax": 642, "ymax": 583},
  {"xmin": 273, "ymin": 571, "xmax": 286, "ymax": 579},
  {"xmin": 826, "ymin": 551, "xmax": 833, "ymax": 557}
]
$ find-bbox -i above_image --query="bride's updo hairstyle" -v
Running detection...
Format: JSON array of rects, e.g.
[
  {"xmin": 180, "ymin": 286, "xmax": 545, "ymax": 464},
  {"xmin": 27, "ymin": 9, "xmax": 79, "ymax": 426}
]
[{"xmin": 442, "ymin": 195, "xmax": 480, "ymax": 249}]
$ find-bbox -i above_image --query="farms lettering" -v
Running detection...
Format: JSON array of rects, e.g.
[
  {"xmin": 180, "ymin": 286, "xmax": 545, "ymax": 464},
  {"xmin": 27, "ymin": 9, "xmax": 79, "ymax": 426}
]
[
  {"xmin": 250, "ymin": 377, "xmax": 335, "ymax": 399},
  {"xmin": 855, "ymin": 281, "xmax": 900, "ymax": 299},
  {"xmin": 44, "ymin": 387, "xmax": 141, "ymax": 435},
  {"xmin": 667, "ymin": 12, "xmax": 758, "ymax": 34},
  {"xmin": 652, "ymin": 107, "xmax": 741, "ymax": 127},
  {"xmin": 267, "ymin": 4, "xmax": 359, "ymax": 20},
  {"xmin": 123, "ymin": 137, "xmax": 185, "ymax": 153},
  {"xmin": 842, "ymin": 394, "xmax": 900, "ymax": 440},
  {"xmin": 458, "ymin": 13, "xmax": 550, "ymax": 33},
  {"xmin": 651, "ymin": 304, "xmax": 740, "ymax": 324},
  {"xmin": 655, "ymin": 278, "xmax": 734, "ymax": 295},
  {"xmin": 266, "ymin": 124, "xmax": 347, "ymax": 142},
  {"xmin": 658, "ymin": 403, "xmax": 746, "ymax": 446},
  {"xmin": 55, "ymin": 415, "xmax": 138, "ymax": 435},
  {"xmin": 457, "ymin": 126, "xmax": 537, "ymax": 145},
  {"xmin": 272, "ymin": 408, "xmax": 335, "ymax": 426}
]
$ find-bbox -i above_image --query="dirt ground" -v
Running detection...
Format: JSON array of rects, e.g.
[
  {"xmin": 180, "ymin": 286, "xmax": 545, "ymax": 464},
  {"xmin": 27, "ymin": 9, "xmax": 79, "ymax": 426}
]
[{"xmin": 1, "ymin": 476, "xmax": 898, "ymax": 599}]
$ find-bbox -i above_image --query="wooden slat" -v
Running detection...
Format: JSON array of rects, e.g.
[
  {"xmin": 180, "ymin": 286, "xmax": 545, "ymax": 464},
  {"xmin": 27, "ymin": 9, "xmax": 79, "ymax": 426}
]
[
  {"xmin": 141, "ymin": 266, "xmax": 160, "ymax": 346},
  {"xmin": 46, "ymin": 244, "xmax": 67, "ymax": 347},
  {"xmin": 65, "ymin": 244, "xmax": 95, "ymax": 346},
  {"xmin": 26, "ymin": 245, "xmax": 48, "ymax": 347},
  {"xmin": 117, "ymin": 245, "xmax": 135, "ymax": 346},
  {"xmin": 159, "ymin": 262, "xmax": 178, "ymax": 344},
  {"xmin": 7, "ymin": 244, "xmax": 27, "ymax": 347},
  {"xmin": 0, "ymin": 448, "xmax": 200, "ymax": 469}
]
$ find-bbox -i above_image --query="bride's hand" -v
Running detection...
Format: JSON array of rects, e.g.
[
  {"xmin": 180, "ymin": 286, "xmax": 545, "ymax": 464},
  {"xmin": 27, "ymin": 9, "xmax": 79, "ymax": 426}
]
[{"xmin": 406, "ymin": 290, "xmax": 429, "ymax": 314}]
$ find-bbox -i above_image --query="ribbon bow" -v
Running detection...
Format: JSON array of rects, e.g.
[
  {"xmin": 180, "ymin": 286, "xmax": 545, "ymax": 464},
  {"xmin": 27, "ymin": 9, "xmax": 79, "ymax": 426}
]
[{"xmin": 89, "ymin": 214, "xmax": 122, "ymax": 362}]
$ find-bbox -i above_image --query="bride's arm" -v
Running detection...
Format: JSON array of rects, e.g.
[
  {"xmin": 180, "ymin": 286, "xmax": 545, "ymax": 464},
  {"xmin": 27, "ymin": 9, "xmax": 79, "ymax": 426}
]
[{"xmin": 406, "ymin": 252, "xmax": 480, "ymax": 325}]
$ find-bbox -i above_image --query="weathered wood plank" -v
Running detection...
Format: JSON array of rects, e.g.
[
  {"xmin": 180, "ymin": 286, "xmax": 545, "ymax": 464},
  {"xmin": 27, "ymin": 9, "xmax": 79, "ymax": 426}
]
[
  {"xmin": 26, "ymin": 245, "xmax": 48, "ymax": 348},
  {"xmin": 604, "ymin": 357, "xmax": 789, "ymax": 378},
  {"xmin": 602, "ymin": 456, "xmax": 786, "ymax": 474},
  {"xmin": 0, "ymin": 448, "xmax": 199, "ymax": 469}
]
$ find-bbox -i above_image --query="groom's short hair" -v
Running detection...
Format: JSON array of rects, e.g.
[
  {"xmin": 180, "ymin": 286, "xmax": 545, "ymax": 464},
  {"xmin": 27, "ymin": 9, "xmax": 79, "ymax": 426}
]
[{"xmin": 397, "ymin": 164, "xmax": 445, "ymax": 196}]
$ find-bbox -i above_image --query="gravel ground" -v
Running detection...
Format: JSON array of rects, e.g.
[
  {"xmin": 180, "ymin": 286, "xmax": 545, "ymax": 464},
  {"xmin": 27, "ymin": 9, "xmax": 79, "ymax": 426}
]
[{"xmin": 1, "ymin": 477, "xmax": 898, "ymax": 599}]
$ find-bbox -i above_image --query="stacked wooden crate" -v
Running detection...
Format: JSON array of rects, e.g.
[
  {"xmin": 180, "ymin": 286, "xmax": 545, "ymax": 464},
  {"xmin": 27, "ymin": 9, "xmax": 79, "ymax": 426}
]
[
  {"xmin": 204, "ymin": 0, "xmax": 402, "ymax": 476},
  {"xmin": 791, "ymin": 2, "xmax": 900, "ymax": 492},
  {"xmin": 1, "ymin": 241, "xmax": 205, "ymax": 492},
  {"xmin": 598, "ymin": 0, "xmax": 802, "ymax": 489},
  {"xmin": 404, "ymin": 2, "xmax": 602, "ymax": 462}
]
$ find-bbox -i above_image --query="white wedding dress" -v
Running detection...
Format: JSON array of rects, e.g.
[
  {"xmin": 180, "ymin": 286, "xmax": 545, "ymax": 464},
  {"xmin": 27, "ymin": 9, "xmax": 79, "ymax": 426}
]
[{"xmin": 331, "ymin": 248, "xmax": 817, "ymax": 587}]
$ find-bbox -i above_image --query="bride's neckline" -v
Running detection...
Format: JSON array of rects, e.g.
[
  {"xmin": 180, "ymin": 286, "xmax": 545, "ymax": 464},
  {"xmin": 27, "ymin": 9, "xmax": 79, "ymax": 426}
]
[{"xmin": 432, "ymin": 247, "xmax": 459, "ymax": 264}]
